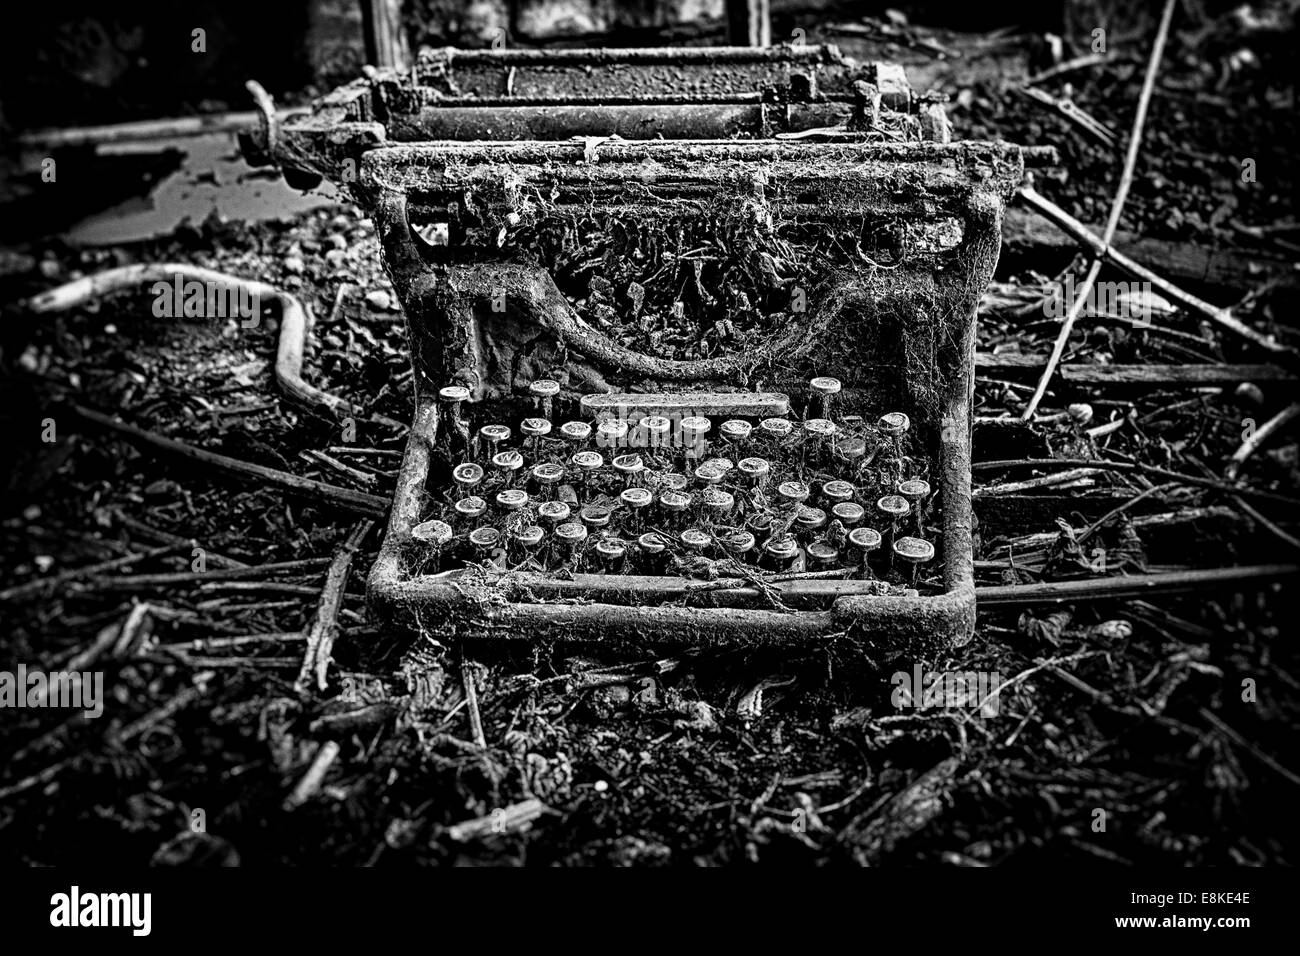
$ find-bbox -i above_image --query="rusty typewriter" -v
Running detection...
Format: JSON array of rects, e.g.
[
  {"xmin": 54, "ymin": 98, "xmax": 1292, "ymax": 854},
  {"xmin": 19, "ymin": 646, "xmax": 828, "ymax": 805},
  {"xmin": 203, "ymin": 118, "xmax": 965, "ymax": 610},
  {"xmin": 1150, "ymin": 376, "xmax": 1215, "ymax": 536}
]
[{"xmin": 244, "ymin": 44, "xmax": 1040, "ymax": 652}]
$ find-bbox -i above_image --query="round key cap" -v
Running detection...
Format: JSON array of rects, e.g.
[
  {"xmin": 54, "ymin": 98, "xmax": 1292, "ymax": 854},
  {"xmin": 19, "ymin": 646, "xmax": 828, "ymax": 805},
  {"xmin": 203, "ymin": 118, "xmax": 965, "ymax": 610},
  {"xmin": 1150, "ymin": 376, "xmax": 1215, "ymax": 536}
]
[
  {"xmin": 659, "ymin": 472, "xmax": 689, "ymax": 492},
  {"xmin": 837, "ymin": 437, "xmax": 867, "ymax": 461},
  {"xmin": 480, "ymin": 424, "xmax": 511, "ymax": 445},
  {"xmin": 538, "ymin": 500, "xmax": 571, "ymax": 525},
  {"xmin": 520, "ymin": 417, "xmax": 551, "ymax": 439},
  {"xmin": 876, "ymin": 494, "xmax": 911, "ymax": 520},
  {"xmin": 680, "ymin": 529, "xmax": 712, "ymax": 552},
  {"xmin": 831, "ymin": 502, "xmax": 866, "ymax": 526},
  {"xmin": 439, "ymin": 385, "xmax": 471, "ymax": 404},
  {"xmin": 702, "ymin": 488, "xmax": 735, "ymax": 515},
  {"xmin": 695, "ymin": 463, "xmax": 727, "ymax": 486},
  {"xmin": 806, "ymin": 540, "xmax": 839, "ymax": 566},
  {"xmin": 893, "ymin": 536, "xmax": 935, "ymax": 564},
  {"xmin": 612, "ymin": 453, "xmax": 645, "ymax": 479},
  {"xmin": 468, "ymin": 527, "xmax": 500, "ymax": 551},
  {"xmin": 512, "ymin": 525, "xmax": 545, "ymax": 548},
  {"xmin": 897, "ymin": 478, "xmax": 931, "ymax": 504},
  {"xmin": 764, "ymin": 535, "xmax": 799, "ymax": 562},
  {"xmin": 596, "ymin": 418, "xmax": 630, "ymax": 447},
  {"xmin": 679, "ymin": 416, "xmax": 711, "ymax": 457},
  {"xmin": 528, "ymin": 379, "xmax": 560, "ymax": 400},
  {"xmin": 848, "ymin": 527, "xmax": 882, "ymax": 554},
  {"xmin": 595, "ymin": 537, "xmax": 627, "ymax": 563},
  {"xmin": 803, "ymin": 418, "xmax": 837, "ymax": 439},
  {"xmin": 638, "ymin": 531, "xmax": 667, "ymax": 554},
  {"xmin": 560, "ymin": 421, "xmax": 592, "ymax": 443},
  {"xmin": 777, "ymin": 480, "xmax": 811, "ymax": 505},
  {"xmin": 639, "ymin": 416, "xmax": 673, "ymax": 449},
  {"xmin": 531, "ymin": 462, "xmax": 565, "ymax": 486},
  {"xmin": 571, "ymin": 451, "xmax": 604, "ymax": 472},
  {"xmin": 555, "ymin": 522, "xmax": 587, "ymax": 546},
  {"xmin": 452, "ymin": 462, "xmax": 485, "ymax": 489},
  {"xmin": 796, "ymin": 506, "xmax": 827, "ymax": 532},
  {"xmin": 720, "ymin": 420, "xmax": 752, "ymax": 443},
  {"xmin": 809, "ymin": 377, "xmax": 842, "ymax": 398},
  {"xmin": 737, "ymin": 457, "xmax": 771, "ymax": 483},
  {"xmin": 878, "ymin": 412, "xmax": 910, "ymax": 437},
  {"xmin": 821, "ymin": 479, "xmax": 855, "ymax": 504},
  {"xmin": 492, "ymin": 450, "xmax": 524, "ymax": 474},
  {"xmin": 455, "ymin": 496, "xmax": 487, "ymax": 519},
  {"xmin": 659, "ymin": 490, "xmax": 693, "ymax": 513},
  {"xmin": 411, "ymin": 519, "xmax": 453, "ymax": 548},
  {"xmin": 620, "ymin": 487, "xmax": 653, "ymax": 510},
  {"xmin": 703, "ymin": 457, "xmax": 735, "ymax": 475},
  {"xmin": 720, "ymin": 530, "xmax": 756, "ymax": 556},
  {"xmin": 496, "ymin": 489, "xmax": 529, "ymax": 511},
  {"xmin": 759, "ymin": 417, "xmax": 793, "ymax": 439},
  {"xmin": 580, "ymin": 505, "xmax": 612, "ymax": 529}
]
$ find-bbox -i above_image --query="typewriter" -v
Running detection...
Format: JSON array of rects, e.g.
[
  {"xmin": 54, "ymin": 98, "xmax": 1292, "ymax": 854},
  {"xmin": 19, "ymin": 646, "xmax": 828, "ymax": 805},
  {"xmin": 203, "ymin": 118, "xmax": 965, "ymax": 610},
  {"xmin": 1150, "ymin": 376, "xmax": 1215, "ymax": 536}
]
[{"xmin": 244, "ymin": 46, "xmax": 1038, "ymax": 652}]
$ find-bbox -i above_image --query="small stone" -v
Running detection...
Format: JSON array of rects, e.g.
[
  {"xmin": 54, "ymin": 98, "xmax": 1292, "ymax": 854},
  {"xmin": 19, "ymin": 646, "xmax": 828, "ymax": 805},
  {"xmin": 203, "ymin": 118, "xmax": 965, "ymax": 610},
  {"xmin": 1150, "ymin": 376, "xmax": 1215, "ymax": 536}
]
[
  {"xmin": 365, "ymin": 289, "xmax": 393, "ymax": 311},
  {"xmin": 328, "ymin": 233, "xmax": 348, "ymax": 250},
  {"xmin": 325, "ymin": 249, "xmax": 347, "ymax": 269},
  {"xmin": 283, "ymin": 255, "xmax": 305, "ymax": 275}
]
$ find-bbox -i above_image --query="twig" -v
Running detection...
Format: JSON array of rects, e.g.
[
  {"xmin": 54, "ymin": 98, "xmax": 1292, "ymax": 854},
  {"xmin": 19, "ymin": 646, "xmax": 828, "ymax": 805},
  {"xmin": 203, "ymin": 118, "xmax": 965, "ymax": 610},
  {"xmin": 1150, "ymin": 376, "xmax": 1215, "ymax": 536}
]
[
  {"xmin": 295, "ymin": 521, "xmax": 372, "ymax": 694},
  {"xmin": 283, "ymin": 741, "xmax": 342, "ymax": 810},
  {"xmin": 1226, "ymin": 402, "xmax": 1300, "ymax": 480},
  {"xmin": 974, "ymin": 457, "xmax": 1300, "ymax": 509},
  {"xmin": 974, "ymin": 466, "xmax": 1103, "ymax": 497},
  {"xmin": 462, "ymin": 662, "xmax": 487, "ymax": 749},
  {"xmin": 1022, "ymin": 0, "xmax": 1178, "ymax": 420},
  {"xmin": 1018, "ymin": 186, "xmax": 1294, "ymax": 356},
  {"xmin": 976, "ymin": 564, "xmax": 1298, "ymax": 607},
  {"xmin": 0, "ymin": 545, "xmax": 177, "ymax": 603},
  {"xmin": 445, "ymin": 799, "xmax": 548, "ymax": 842},
  {"xmin": 1199, "ymin": 708, "xmax": 1300, "ymax": 788},
  {"xmin": 73, "ymin": 404, "xmax": 388, "ymax": 517}
]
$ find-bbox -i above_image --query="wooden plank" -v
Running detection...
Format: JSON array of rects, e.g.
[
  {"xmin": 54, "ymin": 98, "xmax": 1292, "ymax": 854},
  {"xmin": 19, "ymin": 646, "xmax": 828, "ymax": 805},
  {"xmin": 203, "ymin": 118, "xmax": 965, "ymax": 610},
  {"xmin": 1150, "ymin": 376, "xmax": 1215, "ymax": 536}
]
[
  {"xmin": 976, "ymin": 355, "xmax": 1295, "ymax": 386},
  {"xmin": 579, "ymin": 391, "xmax": 790, "ymax": 418}
]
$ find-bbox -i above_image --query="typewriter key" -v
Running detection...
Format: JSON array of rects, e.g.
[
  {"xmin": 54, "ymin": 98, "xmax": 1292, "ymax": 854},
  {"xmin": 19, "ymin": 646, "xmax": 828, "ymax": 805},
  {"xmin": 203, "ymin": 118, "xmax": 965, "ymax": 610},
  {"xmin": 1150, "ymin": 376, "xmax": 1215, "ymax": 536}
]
[
  {"xmin": 702, "ymin": 488, "xmax": 735, "ymax": 519},
  {"xmin": 831, "ymin": 502, "xmax": 866, "ymax": 527},
  {"xmin": 496, "ymin": 488, "xmax": 530, "ymax": 512},
  {"xmin": 596, "ymin": 418, "xmax": 630, "ymax": 449},
  {"xmin": 492, "ymin": 449, "xmax": 525, "ymax": 485},
  {"xmin": 695, "ymin": 463, "xmax": 727, "ymax": 487},
  {"xmin": 620, "ymin": 487, "xmax": 653, "ymax": 532},
  {"xmin": 759, "ymin": 417, "xmax": 793, "ymax": 442},
  {"xmin": 555, "ymin": 521, "xmax": 588, "ymax": 566},
  {"xmin": 762, "ymin": 534, "xmax": 800, "ymax": 572},
  {"xmin": 538, "ymin": 500, "xmax": 571, "ymax": 526},
  {"xmin": 897, "ymin": 478, "xmax": 931, "ymax": 532},
  {"xmin": 468, "ymin": 526, "xmax": 502, "ymax": 558},
  {"xmin": 512, "ymin": 525, "xmax": 545, "ymax": 548},
  {"xmin": 679, "ymin": 416, "xmax": 711, "ymax": 461},
  {"xmin": 892, "ymin": 536, "xmax": 935, "ymax": 586},
  {"xmin": 438, "ymin": 385, "xmax": 471, "ymax": 454},
  {"xmin": 659, "ymin": 472, "xmax": 689, "ymax": 493},
  {"xmin": 848, "ymin": 527, "xmax": 882, "ymax": 578},
  {"xmin": 455, "ymin": 495, "xmax": 488, "ymax": 521},
  {"xmin": 876, "ymin": 494, "xmax": 912, "ymax": 568},
  {"xmin": 720, "ymin": 530, "xmax": 756, "ymax": 558},
  {"xmin": 720, "ymin": 419, "xmax": 752, "ymax": 461},
  {"xmin": 452, "ymin": 462, "xmax": 485, "ymax": 492},
  {"xmin": 809, "ymin": 376, "xmax": 842, "ymax": 419},
  {"xmin": 680, "ymin": 528, "xmax": 713, "ymax": 554},
  {"xmin": 837, "ymin": 436, "xmax": 867, "ymax": 462},
  {"xmin": 560, "ymin": 421, "xmax": 592, "ymax": 445},
  {"xmin": 777, "ymin": 480, "xmax": 811, "ymax": 506},
  {"xmin": 821, "ymin": 479, "xmax": 855, "ymax": 506},
  {"xmin": 571, "ymin": 451, "xmax": 604, "ymax": 499},
  {"xmin": 520, "ymin": 417, "xmax": 551, "ymax": 456},
  {"xmin": 595, "ymin": 536, "xmax": 628, "ymax": 572},
  {"xmin": 580, "ymin": 505, "xmax": 613, "ymax": 530},
  {"xmin": 806, "ymin": 540, "xmax": 839, "ymax": 569},
  {"xmin": 737, "ymin": 456, "xmax": 771, "ymax": 488},
  {"xmin": 479, "ymin": 424, "xmax": 511, "ymax": 463},
  {"xmin": 796, "ymin": 506, "xmax": 827, "ymax": 534},
  {"xmin": 411, "ymin": 520, "xmax": 454, "ymax": 567},
  {"xmin": 659, "ymin": 489, "xmax": 693, "ymax": 524},
  {"xmin": 639, "ymin": 416, "xmax": 674, "ymax": 453},
  {"xmin": 612, "ymin": 453, "xmax": 645, "ymax": 485},
  {"xmin": 528, "ymin": 379, "xmax": 560, "ymax": 419},
  {"xmin": 531, "ymin": 462, "xmax": 565, "ymax": 497},
  {"xmin": 878, "ymin": 412, "xmax": 911, "ymax": 437}
]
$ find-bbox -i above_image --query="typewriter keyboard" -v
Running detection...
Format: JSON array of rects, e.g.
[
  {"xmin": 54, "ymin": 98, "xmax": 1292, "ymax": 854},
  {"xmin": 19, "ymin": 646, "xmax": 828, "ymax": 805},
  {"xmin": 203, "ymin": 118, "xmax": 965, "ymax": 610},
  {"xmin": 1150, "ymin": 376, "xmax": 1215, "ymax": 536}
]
[{"xmin": 412, "ymin": 379, "xmax": 940, "ymax": 587}]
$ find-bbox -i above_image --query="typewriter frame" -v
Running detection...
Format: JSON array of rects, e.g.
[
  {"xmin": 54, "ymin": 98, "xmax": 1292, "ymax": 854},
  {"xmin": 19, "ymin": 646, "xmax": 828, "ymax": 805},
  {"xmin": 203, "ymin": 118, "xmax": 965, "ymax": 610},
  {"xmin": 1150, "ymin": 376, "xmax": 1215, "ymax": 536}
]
[{"xmin": 362, "ymin": 138, "xmax": 1026, "ymax": 653}]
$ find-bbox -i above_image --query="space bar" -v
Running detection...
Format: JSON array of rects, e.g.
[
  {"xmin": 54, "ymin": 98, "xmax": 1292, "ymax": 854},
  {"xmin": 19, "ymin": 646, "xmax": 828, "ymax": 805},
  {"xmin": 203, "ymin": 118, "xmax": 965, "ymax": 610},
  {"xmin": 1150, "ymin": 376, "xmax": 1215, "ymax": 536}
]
[{"xmin": 579, "ymin": 391, "xmax": 790, "ymax": 418}]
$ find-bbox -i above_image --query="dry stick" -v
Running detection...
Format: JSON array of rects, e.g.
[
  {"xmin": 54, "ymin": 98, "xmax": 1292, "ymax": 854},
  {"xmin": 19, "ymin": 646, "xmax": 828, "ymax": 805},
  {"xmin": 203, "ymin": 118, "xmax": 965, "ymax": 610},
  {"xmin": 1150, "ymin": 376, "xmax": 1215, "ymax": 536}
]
[
  {"xmin": 85, "ymin": 557, "xmax": 332, "ymax": 590},
  {"xmin": 1018, "ymin": 187, "xmax": 1293, "ymax": 356},
  {"xmin": 296, "ymin": 521, "xmax": 373, "ymax": 694},
  {"xmin": 974, "ymin": 466, "xmax": 1104, "ymax": 497},
  {"xmin": 1226, "ymin": 402, "xmax": 1300, "ymax": 480},
  {"xmin": 74, "ymin": 404, "xmax": 389, "ymax": 517},
  {"xmin": 112, "ymin": 513, "xmax": 246, "ymax": 569},
  {"xmin": 0, "ymin": 545, "xmax": 177, "ymax": 603},
  {"xmin": 27, "ymin": 264, "xmax": 356, "ymax": 418},
  {"xmin": 1021, "ymin": 0, "xmax": 1178, "ymax": 421},
  {"xmin": 1198, "ymin": 707, "xmax": 1300, "ymax": 788},
  {"xmin": 974, "ymin": 457, "xmax": 1300, "ymax": 509},
  {"xmin": 976, "ymin": 563, "xmax": 1298, "ymax": 607},
  {"xmin": 283, "ymin": 741, "xmax": 342, "ymax": 811},
  {"xmin": 1077, "ymin": 482, "xmax": 1177, "ymax": 545},
  {"xmin": 462, "ymin": 663, "xmax": 487, "ymax": 749},
  {"xmin": 1230, "ymin": 495, "xmax": 1300, "ymax": 552}
]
